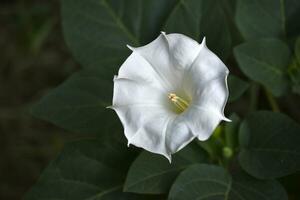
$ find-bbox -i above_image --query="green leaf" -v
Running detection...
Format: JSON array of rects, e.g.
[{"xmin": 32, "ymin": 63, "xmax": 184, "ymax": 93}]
[
  {"xmin": 224, "ymin": 113, "xmax": 241, "ymax": 150},
  {"xmin": 31, "ymin": 67, "xmax": 116, "ymax": 135},
  {"xmin": 235, "ymin": 0, "xmax": 284, "ymax": 40},
  {"xmin": 164, "ymin": 0, "xmax": 231, "ymax": 60},
  {"xmin": 62, "ymin": 0, "xmax": 177, "ymax": 70},
  {"xmin": 289, "ymin": 37, "xmax": 300, "ymax": 94},
  {"xmin": 239, "ymin": 111, "xmax": 300, "ymax": 179},
  {"xmin": 235, "ymin": 0, "xmax": 300, "ymax": 40},
  {"xmin": 285, "ymin": 0, "xmax": 300, "ymax": 38},
  {"xmin": 62, "ymin": 0, "xmax": 232, "ymax": 71},
  {"xmin": 295, "ymin": 37, "xmax": 300, "ymax": 64},
  {"xmin": 124, "ymin": 142, "xmax": 207, "ymax": 194},
  {"xmin": 228, "ymin": 75, "xmax": 250, "ymax": 102},
  {"xmin": 24, "ymin": 139, "xmax": 144, "ymax": 200},
  {"xmin": 234, "ymin": 38, "xmax": 290, "ymax": 96},
  {"xmin": 169, "ymin": 164, "xmax": 287, "ymax": 200}
]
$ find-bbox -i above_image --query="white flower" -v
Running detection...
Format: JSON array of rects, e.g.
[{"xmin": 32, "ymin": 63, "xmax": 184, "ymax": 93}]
[{"xmin": 110, "ymin": 32, "xmax": 230, "ymax": 162}]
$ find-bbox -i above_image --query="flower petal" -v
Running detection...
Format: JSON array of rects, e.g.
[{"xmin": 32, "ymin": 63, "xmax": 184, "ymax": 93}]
[
  {"xmin": 112, "ymin": 105, "xmax": 176, "ymax": 161},
  {"xmin": 117, "ymin": 51, "xmax": 167, "ymax": 92},
  {"xmin": 129, "ymin": 33, "xmax": 182, "ymax": 90},
  {"xmin": 164, "ymin": 33, "xmax": 201, "ymax": 69},
  {"xmin": 112, "ymin": 77, "xmax": 166, "ymax": 106},
  {"xmin": 192, "ymin": 75, "xmax": 230, "ymax": 120},
  {"xmin": 183, "ymin": 38, "xmax": 229, "ymax": 97},
  {"xmin": 165, "ymin": 116, "xmax": 196, "ymax": 154},
  {"xmin": 182, "ymin": 38, "xmax": 230, "ymax": 119},
  {"xmin": 183, "ymin": 106, "xmax": 225, "ymax": 141}
]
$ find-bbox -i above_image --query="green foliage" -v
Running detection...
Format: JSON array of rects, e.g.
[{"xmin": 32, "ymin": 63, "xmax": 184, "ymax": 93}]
[
  {"xmin": 124, "ymin": 142, "xmax": 207, "ymax": 194},
  {"xmin": 164, "ymin": 0, "xmax": 231, "ymax": 60},
  {"xmin": 288, "ymin": 37, "xmax": 300, "ymax": 94},
  {"xmin": 24, "ymin": 139, "xmax": 143, "ymax": 200},
  {"xmin": 239, "ymin": 111, "xmax": 300, "ymax": 179},
  {"xmin": 234, "ymin": 38, "xmax": 290, "ymax": 96},
  {"xmin": 62, "ymin": 0, "xmax": 179, "ymax": 71},
  {"xmin": 235, "ymin": 0, "xmax": 284, "ymax": 40},
  {"xmin": 235, "ymin": 0, "xmax": 300, "ymax": 40},
  {"xmin": 228, "ymin": 75, "xmax": 249, "ymax": 102},
  {"xmin": 224, "ymin": 113, "xmax": 241, "ymax": 150},
  {"xmin": 169, "ymin": 164, "xmax": 287, "ymax": 200},
  {"xmin": 31, "ymin": 67, "xmax": 116, "ymax": 135},
  {"xmin": 26, "ymin": 0, "xmax": 300, "ymax": 199}
]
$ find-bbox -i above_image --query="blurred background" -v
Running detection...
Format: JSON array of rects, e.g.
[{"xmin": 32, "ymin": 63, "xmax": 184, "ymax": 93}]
[{"xmin": 0, "ymin": 0, "xmax": 79, "ymax": 199}]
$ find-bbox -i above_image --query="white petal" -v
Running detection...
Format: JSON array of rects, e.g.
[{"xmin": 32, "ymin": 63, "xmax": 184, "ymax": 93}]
[
  {"xmin": 183, "ymin": 39, "xmax": 229, "ymax": 96},
  {"xmin": 192, "ymin": 75, "xmax": 230, "ymax": 120},
  {"xmin": 117, "ymin": 51, "xmax": 167, "ymax": 91},
  {"xmin": 164, "ymin": 33, "xmax": 201, "ymax": 69},
  {"xmin": 112, "ymin": 105, "xmax": 176, "ymax": 160},
  {"xmin": 165, "ymin": 116, "xmax": 196, "ymax": 154},
  {"xmin": 182, "ymin": 40, "xmax": 230, "ymax": 118},
  {"xmin": 112, "ymin": 77, "xmax": 166, "ymax": 106},
  {"xmin": 182, "ymin": 106, "xmax": 225, "ymax": 141},
  {"xmin": 129, "ymin": 33, "xmax": 182, "ymax": 90}
]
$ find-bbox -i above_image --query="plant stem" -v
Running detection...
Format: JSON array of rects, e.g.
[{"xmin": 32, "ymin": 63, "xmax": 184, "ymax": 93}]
[{"xmin": 264, "ymin": 88, "xmax": 280, "ymax": 112}]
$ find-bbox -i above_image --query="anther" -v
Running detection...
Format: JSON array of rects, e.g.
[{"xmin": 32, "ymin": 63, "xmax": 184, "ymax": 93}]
[{"xmin": 168, "ymin": 93, "xmax": 189, "ymax": 112}]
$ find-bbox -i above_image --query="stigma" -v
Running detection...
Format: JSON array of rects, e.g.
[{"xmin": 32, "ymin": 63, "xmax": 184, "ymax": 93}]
[{"xmin": 168, "ymin": 93, "xmax": 189, "ymax": 112}]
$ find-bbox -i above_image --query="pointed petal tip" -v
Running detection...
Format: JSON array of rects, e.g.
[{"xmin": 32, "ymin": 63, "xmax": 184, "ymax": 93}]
[
  {"xmin": 164, "ymin": 154, "xmax": 172, "ymax": 163},
  {"xmin": 106, "ymin": 105, "xmax": 114, "ymax": 110},
  {"xmin": 127, "ymin": 142, "xmax": 131, "ymax": 147},
  {"xmin": 126, "ymin": 44, "xmax": 135, "ymax": 51},
  {"xmin": 197, "ymin": 134, "xmax": 210, "ymax": 141},
  {"xmin": 160, "ymin": 31, "xmax": 166, "ymax": 35},
  {"xmin": 223, "ymin": 117, "xmax": 232, "ymax": 122},
  {"xmin": 201, "ymin": 37, "xmax": 207, "ymax": 47}
]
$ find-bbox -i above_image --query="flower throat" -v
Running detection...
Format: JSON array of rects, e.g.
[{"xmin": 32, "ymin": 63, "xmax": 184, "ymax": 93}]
[{"xmin": 168, "ymin": 93, "xmax": 189, "ymax": 112}]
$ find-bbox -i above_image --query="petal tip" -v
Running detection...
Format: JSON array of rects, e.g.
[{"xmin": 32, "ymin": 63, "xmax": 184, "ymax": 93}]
[
  {"xmin": 197, "ymin": 134, "xmax": 210, "ymax": 141},
  {"xmin": 201, "ymin": 37, "xmax": 207, "ymax": 48},
  {"xmin": 164, "ymin": 154, "xmax": 172, "ymax": 163},
  {"xmin": 106, "ymin": 105, "xmax": 114, "ymax": 109},
  {"xmin": 126, "ymin": 44, "xmax": 135, "ymax": 51},
  {"xmin": 223, "ymin": 117, "xmax": 232, "ymax": 122}
]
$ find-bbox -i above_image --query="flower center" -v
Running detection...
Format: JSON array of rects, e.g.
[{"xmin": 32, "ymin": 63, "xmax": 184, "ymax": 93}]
[{"xmin": 168, "ymin": 93, "xmax": 189, "ymax": 112}]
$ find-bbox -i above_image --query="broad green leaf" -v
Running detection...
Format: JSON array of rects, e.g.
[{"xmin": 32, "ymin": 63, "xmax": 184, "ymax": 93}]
[
  {"xmin": 24, "ymin": 139, "xmax": 144, "ymax": 200},
  {"xmin": 239, "ymin": 111, "xmax": 300, "ymax": 179},
  {"xmin": 228, "ymin": 75, "xmax": 249, "ymax": 102},
  {"xmin": 124, "ymin": 142, "xmax": 207, "ymax": 194},
  {"xmin": 62, "ymin": 0, "xmax": 231, "ymax": 71},
  {"xmin": 234, "ymin": 38, "xmax": 290, "ymax": 96},
  {"xmin": 235, "ymin": 0, "xmax": 284, "ymax": 40},
  {"xmin": 169, "ymin": 164, "xmax": 287, "ymax": 200},
  {"xmin": 285, "ymin": 0, "xmax": 300, "ymax": 38},
  {"xmin": 295, "ymin": 37, "xmax": 300, "ymax": 64},
  {"xmin": 235, "ymin": 0, "xmax": 300, "ymax": 40},
  {"xmin": 31, "ymin": 67, "xmax": 116, "ymax": 135},
  {"xmin": 289, "ymin": 37, "xmax": 300, "ymax": 94},
  {"xmin": 62, "ymin": 0, "xmax": 177, "ymax": 70},
  {"xmin": 164, "ymin": 0, "xmax": 231, "ymax": 60}
]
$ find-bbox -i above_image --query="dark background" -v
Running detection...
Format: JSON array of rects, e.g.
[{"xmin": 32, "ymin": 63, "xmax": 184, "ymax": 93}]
[{"xmin": 0, "ymin": 1, "xmax": 79, "ymax": 199}]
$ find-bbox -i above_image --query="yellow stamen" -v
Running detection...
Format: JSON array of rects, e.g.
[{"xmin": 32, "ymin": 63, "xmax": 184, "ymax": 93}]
[{"xmin": 168, "ymin": 93, "xmax": 189, "ymax": 112}]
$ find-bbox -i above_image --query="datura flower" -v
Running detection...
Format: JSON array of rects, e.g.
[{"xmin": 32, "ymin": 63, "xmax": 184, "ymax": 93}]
[{"xmin": 110, "ymin": 32, "xmax": 230, "ymax": 162}]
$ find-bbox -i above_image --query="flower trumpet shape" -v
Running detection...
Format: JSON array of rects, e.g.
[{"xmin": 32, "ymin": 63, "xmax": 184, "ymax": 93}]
[{"xmin": 110, "ymin": 32, "xmax": 230, "ymax": 162}]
